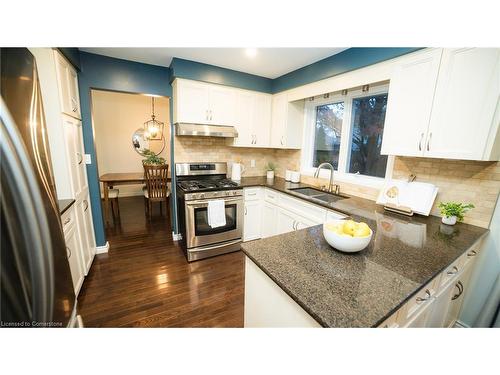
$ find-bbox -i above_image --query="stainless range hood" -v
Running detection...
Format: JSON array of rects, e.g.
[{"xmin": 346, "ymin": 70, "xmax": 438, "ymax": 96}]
[{"xmin": 175, "ymin": 123, "xmax": 238, "ymax": 138}]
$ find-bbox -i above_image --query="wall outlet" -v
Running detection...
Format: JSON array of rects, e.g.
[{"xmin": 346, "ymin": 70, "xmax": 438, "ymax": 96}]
[
  {"xmin": 84, "ymin": 154, "xmax": 92, "ymax": 164},
  {"xmin": 251, "ymin": 159, "xmax": 256, "ymax": 168}
]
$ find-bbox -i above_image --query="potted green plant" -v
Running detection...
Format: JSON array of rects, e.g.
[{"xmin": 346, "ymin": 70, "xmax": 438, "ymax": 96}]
[
  {"xmin": 265, "ymin": 162, "xmax": 277, "ymax": 180},
  {"xmin": 142, "ymin": 149, "xmax": 166, "ymax": 165},
  {"xmin": 438, "ymin": 202, "xmax": 474, "ymax": 225}
]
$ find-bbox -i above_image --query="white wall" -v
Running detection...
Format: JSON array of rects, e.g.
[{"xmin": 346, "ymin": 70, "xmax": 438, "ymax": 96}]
[{"xmin": 91, "ymin": 90, "xmax": 170, "ymax": 196}]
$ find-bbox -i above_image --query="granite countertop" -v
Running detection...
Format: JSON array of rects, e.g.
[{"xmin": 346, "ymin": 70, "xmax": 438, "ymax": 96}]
[
  {"xmin": 239, "ymin": 177, "xmax": 489, "ymax": 327},
  {"xmin": 58, "ymin": 199, "xmax": 75, "ymax": 215}
]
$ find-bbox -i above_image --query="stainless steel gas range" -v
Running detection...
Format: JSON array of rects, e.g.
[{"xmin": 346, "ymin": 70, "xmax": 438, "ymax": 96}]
[{"xmin": 175, "ymin": 162, "xmax": 243, "ymax": 262}]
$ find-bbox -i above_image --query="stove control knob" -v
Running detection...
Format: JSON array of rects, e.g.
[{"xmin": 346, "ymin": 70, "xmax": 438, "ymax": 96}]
[
  {"xmin": 226, "ymin": 191, "xmax": 231, "ymax": 196},
  {"xmin": 199, "ymin": 193, "xmax": 205, "ymax": 199},
  {"xmin": 233, "ymin": 191, "xmax": 238, "ymax": 195}
]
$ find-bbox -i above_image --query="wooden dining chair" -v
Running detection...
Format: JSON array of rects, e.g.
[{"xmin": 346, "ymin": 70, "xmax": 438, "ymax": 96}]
[
  {"xmin": 101, "ymin": 188, "xmax": 120, "ymax": 221},
  {"xmin": 143, "ymin": 164, "xmax": 170, "ymax": 220}
]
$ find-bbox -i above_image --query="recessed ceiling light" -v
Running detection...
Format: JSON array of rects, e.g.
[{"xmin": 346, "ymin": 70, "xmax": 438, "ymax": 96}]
[{"xmin": 245, "ymin": 48, "xmax": 258, "ymax": 58}]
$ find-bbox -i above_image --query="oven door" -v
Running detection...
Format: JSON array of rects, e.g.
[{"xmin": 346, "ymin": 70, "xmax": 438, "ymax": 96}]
[{"xmin": 185, "ymin": 197, "xmax": 243, "ymax": 249}]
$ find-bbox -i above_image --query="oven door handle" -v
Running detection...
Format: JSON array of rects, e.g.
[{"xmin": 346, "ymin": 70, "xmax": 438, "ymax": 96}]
[
  {"xmin": 185, "ymin": 197, "xmax": 243, "ymax": 208},
  {"xmin": 188, "ymin": 238, "xmax": 242, "ymax": 253}
]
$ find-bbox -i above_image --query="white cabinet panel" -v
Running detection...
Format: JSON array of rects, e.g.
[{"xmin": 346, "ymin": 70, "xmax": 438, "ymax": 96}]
[
  {"xmin": 209, "ymin": 85, "xmax": 237, "ymax": 126},
  {"xmin": 261, "ymin": 202, "xmax": 278, "ymax": 238},
  {"xmin": 64, "ymin": 223, "xmax": 84, "ymax": 296},
  {"xmin": 402, "ymin": 298, "xmax": 435, "ymax": 328},
  {"xmin": 62, "ymin": 116, "xmax": 86, "ymax": 199},
  {"xmin": 271, "ymin": 93, "xmax": 287, "ymax": 148},
  {"xmin": 254, "ymin": 94, "xmax": 272, "ymax": 147},
  {"xmin": 54, "ymin": 50, "xmax": 80, "ymax": 119},
  {"xmin": 244, "ymin": 200, "xmax": 261, "ymax": 242},
  {"xmin": 75, "ymin": 192, "xmax": 96, "ymax": 275},
  {"xmin": 233, "ymin": 91, "xmax": 255, "ymax": 146},
  {"xmin": 276, "ymin": 207, "xmax": 297, "ymax": 235},
  {"xmin": 426, "ymin": 48, "xmax": 500, "ymax": 160},
  {"xmin": 174, "ymin": 79, "xmax": 211, "ymax": 124},
  {"xmin": 381, "ymin": 49, "xmax": 442, "ymax": 157}
]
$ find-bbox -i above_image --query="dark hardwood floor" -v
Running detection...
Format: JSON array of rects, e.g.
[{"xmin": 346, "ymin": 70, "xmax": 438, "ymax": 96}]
[{"xmin": 78, "ymin": 196, "xmax": 244, "ymax": 327}]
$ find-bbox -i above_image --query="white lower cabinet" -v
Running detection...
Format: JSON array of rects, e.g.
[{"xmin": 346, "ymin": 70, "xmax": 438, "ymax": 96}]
[
  {"xmin": 381, "ymin": 243, "xmax": 482, "ymax": 328},
  {"xmin": 261, "ymin": 202, "xmax": 278, "ymax": 238},
  {"xmin": 75, "ymin": 193, "xmax": 96, "ymax": 275},
  {"xmin": 63, "ymin": 209, "xmax": 84, "ymax": 295},
  {"xmin": 243, "ymin": 187, "xmax": 346, "ymax": 241},
  {"xmin": 243, "ymin": 200, "xmax": 262, "ymax": 242}
]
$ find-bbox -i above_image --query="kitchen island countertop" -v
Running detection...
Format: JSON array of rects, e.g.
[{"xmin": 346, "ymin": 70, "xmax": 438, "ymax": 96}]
[{"xmin": 239, "ymin": 177, "xmax": 489, "ymax": 327}]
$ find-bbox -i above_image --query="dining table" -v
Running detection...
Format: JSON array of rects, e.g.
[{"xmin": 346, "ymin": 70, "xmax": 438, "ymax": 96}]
[{"xmin": 100, "ymin": 172, "xmax": 171, "ymax": 224}]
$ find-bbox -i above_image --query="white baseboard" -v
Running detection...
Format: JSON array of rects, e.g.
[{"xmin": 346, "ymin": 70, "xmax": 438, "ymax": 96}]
[
  {"xmin": 96, "ymin": 241, "xmax": 110, "ymax": 254},
  {"xmin": 172, "ymin": 232, "xmax": 182, "ymax": 241}
]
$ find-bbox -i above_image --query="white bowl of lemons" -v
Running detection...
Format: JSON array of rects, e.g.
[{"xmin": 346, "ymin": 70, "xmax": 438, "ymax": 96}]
[{"xmin": 323, "ymin": 219, "xmax": 373, "ymax": 253}]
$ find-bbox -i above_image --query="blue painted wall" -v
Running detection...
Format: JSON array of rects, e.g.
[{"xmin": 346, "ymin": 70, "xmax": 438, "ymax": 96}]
[
  {"xmin": 58, "ymin": 48, "xmax": 81, "ymax": 71},
  {"xmin": 78, "ymin": 52, "xmax": 173, "ymax": 247},
  {"xmin": 271, "ymin": 47, "xmax": 421, "ymax": 93},
  {"xmin": 170, "ymin": 57, "xmax": 272, "ymax": 93}
]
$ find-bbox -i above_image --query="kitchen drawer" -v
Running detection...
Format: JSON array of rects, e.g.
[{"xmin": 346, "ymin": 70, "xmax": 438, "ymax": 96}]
[
  {"xmin": 398, "ymin": 277, "xmax": 439, "ymax": 324},
  {"xmin": 264, "ymin": 188, "xmax": 279, "ymax": 204},
  {"xmin": 279, "ymin": 193, "xmax": 326, "ymax": 223},
  {"xmin": 244, "ymin": 187, "xmax": 262, "ymax": 201},
  {"xmin": 462, "ymin": 239, "xmax": 483, "ymax": 266},
  {"xmin": 326, "ymin": 210, "xmax": 348, "ymax": 222},
  {"xmin": 61, "ymin": 206, "xmax": 76, "ymax": 234},
  {"xmin": 438, "ymin": 253, "xmax": 467, "ymax": 288},
  {"xmin": 378, "ymin": 311, "xmax": 400, "ymax": 328}
]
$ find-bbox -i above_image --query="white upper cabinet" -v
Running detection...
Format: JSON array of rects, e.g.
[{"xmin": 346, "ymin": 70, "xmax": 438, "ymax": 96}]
[
  {"xmin": 426, "ymin": 48, "xmax": 500, "ymax": 160},
  {"xmin": 231, "ymin": 91, "xmax": 272, "ymax": 148},
  {"xmin": 209, "ymin": 85, "xmax": 237, "ymax": 126},
  {"xmin": 382, "ymin": 48, "xmax": 500, "ymax": 161},
  {"xmin": 173, "ymin": 79, "xmax": 236, "ymax": 126},
  {"xmin": 381, "ymin": 49, "xmax": 442, "ymax": 157},
  {"xmin": 270, "ymin": 92, "xmax": 304, "ymax": 149},
  {"xmin": 54, "ymin": 50, "xmax": 81, "ymax": 119}
]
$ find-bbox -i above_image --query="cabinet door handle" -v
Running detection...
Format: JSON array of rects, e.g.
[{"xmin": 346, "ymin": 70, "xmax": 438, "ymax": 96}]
[
  {"xmin": 209, "ymin": 110, "xmax": 213, "ymax": 121},
  {"xmin": 63, "ymin": 217, "xmax": 71, "ymax": 225},
  {"xmin": 254, "ymin": 135, "xmax": 257, "ymax": 145},
  {"xmin": 467, "ymin": 250, "xmax": 477, "ymax": 257},
  {"xmin": 418, "ymin": 132, "xmax": 424, "ymax": 151},
  {"xmin": 83, "ymin": 199, "xmax": 89, "ymax": 212},
  {"xmin": 447, "ymin": 266, "xmax": 459, "ymax": 275},
  {"xmin": 77, "ymin": 152, "xmax": 83, "ymax": 165},
  {"xmin": 426, "ymin": 132, "xmax": 432, "ymax": 151},
  {"xmin": 416, "ymin": 289, "xmax": 431, "ymax": 304},
  {"xmin": 244, "ymin": 207, "xmax": 247, "ymax": 215},
  {"xmin": 280, "ymin": 136, "xmax": 284, "ymax": 146},
  {"xmin": 66, "ymin": 246, "xmax": 72, "ymax": 259},
  {"xmin": 452, "ymin": 281, "xmax": 464, "ymax": 300},
  {"xmin": 206, "ymin": 110, "xmax": 208, "ymax": 120},
  {"xmin": 71, "ymin": 97, "xmax": 77, "ymax": 112}
]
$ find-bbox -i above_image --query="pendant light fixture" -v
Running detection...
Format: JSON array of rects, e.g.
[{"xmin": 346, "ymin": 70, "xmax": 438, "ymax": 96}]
[{"xmin": 143, "ymin": 96, "xmax": 164, "ymax": 140}]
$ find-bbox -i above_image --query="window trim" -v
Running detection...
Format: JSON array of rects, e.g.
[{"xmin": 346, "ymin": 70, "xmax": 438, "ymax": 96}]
[{"xmin": 300, "ymin": 83, "xmax": 394, "ymax": 189}]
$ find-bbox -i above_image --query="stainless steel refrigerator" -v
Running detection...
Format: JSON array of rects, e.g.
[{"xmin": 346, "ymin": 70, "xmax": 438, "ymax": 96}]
[{"xmin": 1, "ymin": 48, "xmax": 78, "ymax": 327}]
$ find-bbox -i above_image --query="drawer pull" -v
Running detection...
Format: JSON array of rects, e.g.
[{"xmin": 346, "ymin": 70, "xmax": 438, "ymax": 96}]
[
  {"xmin": 416, "ymin": 289, "xmax": 431, "ymax": 304},
  {"xmin": 452, "ymin": 281, "xmax": 464, "ymax": 300},
  {"xmin": 447, "ymin": 266, "xmax": 459, "ymax": 275},
  {"xmin": 83, "ymin": 199, "xmax": 89, "ymax": 212},
  {"xmin": 77, "ymin": 152, "xmax": 83, "ymax": 165},
  {"xmin": 63, "ymin": 217, "xmax": 71, "ymax": 225},
  {"xmin": 247, "ymin": 193, "xmax": 257, "ymax": 196},
  {"xmin": 467, "ymin": 250, "xmax": 477, "ymax": 257},
  {"xmin": 66, "ymin": 246, "xmax": 72, "ymax": 259}
]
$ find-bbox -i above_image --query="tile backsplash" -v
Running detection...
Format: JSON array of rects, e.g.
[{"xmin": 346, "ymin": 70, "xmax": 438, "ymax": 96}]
[
  {"xmin": 174, "ymin": 136, "xmax": 499, "ymax": 228},
  {"xmin": 392, "ymin": 157, "xmax": 500, "ymax": 228}
]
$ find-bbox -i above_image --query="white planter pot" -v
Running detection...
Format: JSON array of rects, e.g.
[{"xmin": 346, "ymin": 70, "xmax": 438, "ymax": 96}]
[
  {"xmin": 266, "ymin": 170, "xmax": 275, "ymax": 179},
  {"xmin": 441, "ymin": 215, "xmax": 457, "ymax": 225}
]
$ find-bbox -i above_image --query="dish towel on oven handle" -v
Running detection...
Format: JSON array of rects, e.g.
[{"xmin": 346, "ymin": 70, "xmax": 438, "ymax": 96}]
[{"xmin": 207, "ymin": 199, "xmax": 226, "ymax": 228}]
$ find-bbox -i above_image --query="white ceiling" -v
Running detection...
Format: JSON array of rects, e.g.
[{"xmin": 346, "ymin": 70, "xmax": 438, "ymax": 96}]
[{"xmin": 79, "ymin": 48, "xmax": 348, "ymax": 79}]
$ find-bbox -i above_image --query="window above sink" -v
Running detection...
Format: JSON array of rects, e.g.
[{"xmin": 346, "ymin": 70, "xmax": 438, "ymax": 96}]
[{"xmin": 300, "ymin": 82, "xmax": 395, "ymax": 189}]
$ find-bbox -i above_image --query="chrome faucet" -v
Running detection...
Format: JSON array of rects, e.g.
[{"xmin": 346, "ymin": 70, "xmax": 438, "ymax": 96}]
[{"xmin": 314, "ymin": 162, "xmax": 340, "ymax": 195}]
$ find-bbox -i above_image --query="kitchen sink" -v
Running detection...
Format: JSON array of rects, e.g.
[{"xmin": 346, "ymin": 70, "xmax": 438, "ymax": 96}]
[
  {"xmin": 289, "ymin": 187, "xmax": 349, "ymax": 203},
  {"xmin": 288, "ymin": 187, "xmax": 325, "ymax": 197}
]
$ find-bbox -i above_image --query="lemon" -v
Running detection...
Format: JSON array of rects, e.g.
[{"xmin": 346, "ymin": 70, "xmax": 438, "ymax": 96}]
[
  {"xmin": 342, "ymin": 220, "xmax": 357, "ymax": 236},
  {"xmin": 353, "ymin": 222, "xmax": 371, "ymax": 237}
]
